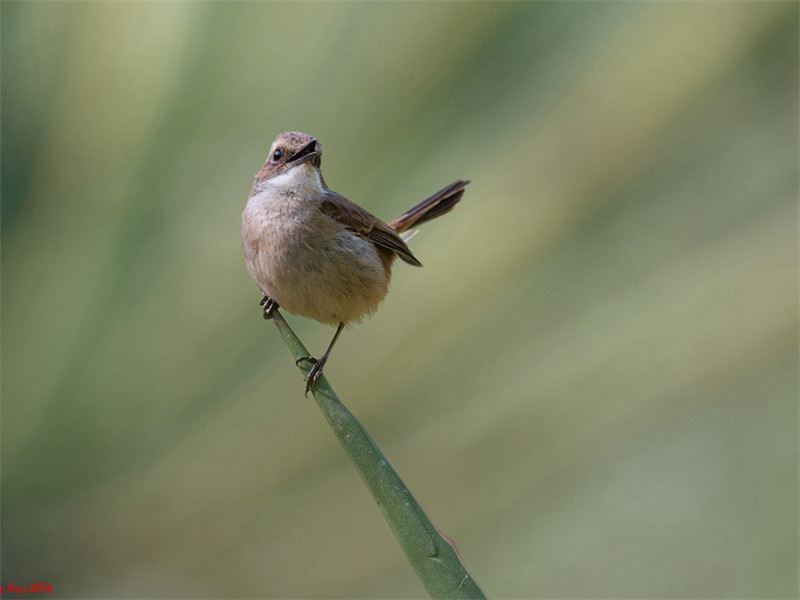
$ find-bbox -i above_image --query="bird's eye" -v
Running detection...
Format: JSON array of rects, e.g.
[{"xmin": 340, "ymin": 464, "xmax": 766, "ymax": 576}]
[{"xmin": 272, "ymin": 149, "xmax": 283, "ymax": 162}]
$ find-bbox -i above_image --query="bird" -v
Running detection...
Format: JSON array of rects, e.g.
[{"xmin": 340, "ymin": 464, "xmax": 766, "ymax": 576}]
[{"xmin": 242, "ymin": 131, "xmax": 469, "ymax": 394}]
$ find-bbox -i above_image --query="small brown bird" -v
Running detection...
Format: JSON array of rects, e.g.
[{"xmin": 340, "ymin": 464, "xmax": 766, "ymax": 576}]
[{"xmin": 242, "ymin": 131, "xmax": 468, "ymax": 394}]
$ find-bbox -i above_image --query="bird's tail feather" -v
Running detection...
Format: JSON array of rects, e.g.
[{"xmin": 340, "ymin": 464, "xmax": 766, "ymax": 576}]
[{"xmin": 388, "ymin": 179, "xmax": 470, "ymax": 234}]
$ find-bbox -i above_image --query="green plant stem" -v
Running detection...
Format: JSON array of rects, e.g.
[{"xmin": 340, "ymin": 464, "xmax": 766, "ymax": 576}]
[{"xmin": 270, "ymin": 310, "xmax": 487, "ymax": 599}]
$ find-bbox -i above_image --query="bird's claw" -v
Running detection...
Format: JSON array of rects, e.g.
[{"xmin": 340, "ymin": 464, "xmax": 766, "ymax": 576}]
[
  {"xmin": 260, "ymin": 296, "xmax": 279, "ymax": 320},
  {"xmin": 295, "ymin": 355, "xmax": 324, "ymax": 397},
  {"xmin": 295, "ymin": 355, "xmax": 315, "ymax": 367}
]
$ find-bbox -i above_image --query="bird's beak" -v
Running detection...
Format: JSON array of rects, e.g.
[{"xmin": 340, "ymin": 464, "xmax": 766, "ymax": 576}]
[{"xmin": 288, "ymin": 139, "xmax": 318, "ymax": 165}]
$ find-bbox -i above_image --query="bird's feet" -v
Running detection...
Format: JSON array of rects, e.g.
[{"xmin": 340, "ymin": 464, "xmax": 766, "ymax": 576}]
[
  {"xmin": 295, "ymin": 355, "xmax": 327, "ymax": 397},
  {"xmin": 260, "ymin": 296, "xmax": 279, "ymax": 320}
]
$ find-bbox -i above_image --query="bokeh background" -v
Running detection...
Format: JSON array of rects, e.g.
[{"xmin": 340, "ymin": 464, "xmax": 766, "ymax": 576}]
[{"xmin": 2, "ymin": 2, "xmax": 797, "ymax": 598}]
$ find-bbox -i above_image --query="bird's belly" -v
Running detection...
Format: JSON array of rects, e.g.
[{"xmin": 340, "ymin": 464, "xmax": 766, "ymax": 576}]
[{"xmin": 243, "ymin": 206, "xmax": 390, "ymax": 325}]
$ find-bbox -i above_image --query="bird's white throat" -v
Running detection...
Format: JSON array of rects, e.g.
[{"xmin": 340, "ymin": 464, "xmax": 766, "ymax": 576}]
[{"xmin": 264, "ymin": 164, "xmax": 324, "ymax": 196}]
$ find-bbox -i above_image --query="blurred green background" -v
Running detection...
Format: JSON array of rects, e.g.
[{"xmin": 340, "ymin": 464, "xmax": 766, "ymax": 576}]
[{"xmin": 2, "ymin": 2, "xmax": 797, "ymax": 598}]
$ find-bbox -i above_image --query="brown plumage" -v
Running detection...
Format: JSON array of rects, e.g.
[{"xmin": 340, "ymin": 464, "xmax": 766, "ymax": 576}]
[{"xmin": 242, "ymin": 131, "xmax": 469, "ymax": 393}]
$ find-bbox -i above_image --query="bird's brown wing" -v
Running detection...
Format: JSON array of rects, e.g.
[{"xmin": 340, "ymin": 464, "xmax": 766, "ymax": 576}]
[{"xmin": 320, "ymin": 191, "xmax": 422, "ymax": 266}]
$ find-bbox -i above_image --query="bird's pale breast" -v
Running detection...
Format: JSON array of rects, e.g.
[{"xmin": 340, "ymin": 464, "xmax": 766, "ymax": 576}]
[{"xmin": 242, "ymin": 188, "xmax": 391, "ymax": 325}]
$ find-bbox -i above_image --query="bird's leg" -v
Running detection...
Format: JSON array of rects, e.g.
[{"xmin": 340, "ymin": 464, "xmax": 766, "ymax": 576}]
[
  {"xmin": 296, "ymin": 322, "xmax": 345, "ymax": 396},
  {"xmin": 260, "ymin": 295, "xmax": 280, "ymax": 320}
]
